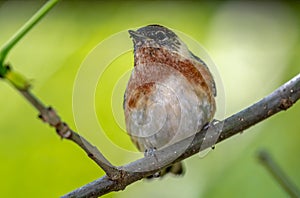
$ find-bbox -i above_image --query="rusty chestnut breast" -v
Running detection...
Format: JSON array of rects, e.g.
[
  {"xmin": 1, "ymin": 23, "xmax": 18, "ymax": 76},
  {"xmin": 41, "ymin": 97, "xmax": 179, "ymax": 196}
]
[{"xmin": 124, "ymin": 24, "xmax": 216, "ymax": 153}]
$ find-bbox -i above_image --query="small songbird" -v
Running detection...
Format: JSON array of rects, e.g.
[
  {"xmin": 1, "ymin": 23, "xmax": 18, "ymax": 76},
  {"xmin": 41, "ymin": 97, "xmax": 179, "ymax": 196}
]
[{"xmin": 123, "ymin": 24, "xmax": 216, "ymax": 177}]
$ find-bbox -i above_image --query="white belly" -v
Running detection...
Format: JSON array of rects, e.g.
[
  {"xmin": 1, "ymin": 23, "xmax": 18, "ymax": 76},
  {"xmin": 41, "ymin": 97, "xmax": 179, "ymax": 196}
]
[{"xmin": 127, "ymin": 74, "xmax": 211, "ymax": 151}]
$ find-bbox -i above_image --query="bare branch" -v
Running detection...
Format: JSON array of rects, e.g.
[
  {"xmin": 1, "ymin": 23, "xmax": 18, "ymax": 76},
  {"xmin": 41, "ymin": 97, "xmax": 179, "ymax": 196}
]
[
  {"xmin": 258, "ymin": 150, "xmax": 300, "ymax": 198},
  {"xmin": 18, "ymin": 89, "xmax": 122, "ymax": 180},
  {"xmin": 63, "ymin": 74, "xmax": 300, "ymax": 198}
]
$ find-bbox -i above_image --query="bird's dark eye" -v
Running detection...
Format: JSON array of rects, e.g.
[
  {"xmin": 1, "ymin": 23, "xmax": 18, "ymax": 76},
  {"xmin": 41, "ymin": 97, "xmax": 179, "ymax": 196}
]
[{"xmin": 155, "ymin": 31, "xmax": 167, "ymax": 41}]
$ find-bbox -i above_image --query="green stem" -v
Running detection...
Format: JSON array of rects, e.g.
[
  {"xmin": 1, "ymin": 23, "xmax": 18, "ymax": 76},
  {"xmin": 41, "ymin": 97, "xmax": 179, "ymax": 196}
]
[{"xmin": 0, "ymin": 0, "xmax": 59, "ymax": 67}]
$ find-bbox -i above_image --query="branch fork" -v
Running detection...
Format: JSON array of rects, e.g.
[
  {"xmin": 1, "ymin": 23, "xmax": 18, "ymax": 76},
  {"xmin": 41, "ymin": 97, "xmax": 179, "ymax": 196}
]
[
  {"xmin": 63, "ymin": 74, "xmax": 300, "ymax": 197},
  {"xmin": 0, "ymin": 1, "xmax": 299, "ymax": 197}
]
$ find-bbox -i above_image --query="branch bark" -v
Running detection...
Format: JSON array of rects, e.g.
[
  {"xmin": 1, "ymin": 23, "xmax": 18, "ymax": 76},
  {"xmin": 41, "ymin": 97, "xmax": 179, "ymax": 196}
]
[
  {"xmin": 63, "ymin": 73, "xmax": 300, "ymax": 198},
  {"xmin": 18, "ymin": 89, "xmax": 122, "ymax": 179}
]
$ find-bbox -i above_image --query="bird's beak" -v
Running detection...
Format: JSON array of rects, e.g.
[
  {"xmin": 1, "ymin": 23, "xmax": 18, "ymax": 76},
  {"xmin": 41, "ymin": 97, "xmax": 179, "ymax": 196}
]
[{"xmin": 128, "ymin": 30, "xmax": 146, "ymax": 42}]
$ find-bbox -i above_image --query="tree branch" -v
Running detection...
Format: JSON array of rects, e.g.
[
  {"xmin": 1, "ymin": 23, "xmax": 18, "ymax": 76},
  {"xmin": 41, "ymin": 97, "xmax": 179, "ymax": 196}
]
[
  {"xmin": 1, "ymin": 2, "xmax": 299, "ymax": 196},
  {"xmin": 0, "ymin": 0, "xmax": 121, "ymax": 181},
  {"xmin": 258, "ymin": 150, "xmax": 300, "ymax": 197},
  {"xmin": 18, "ymin": 87, "xmax": 122, "ymax": 180},
  {"xmin": 63, "ymin": 74, "xmax": 300, "ymax": 198}
]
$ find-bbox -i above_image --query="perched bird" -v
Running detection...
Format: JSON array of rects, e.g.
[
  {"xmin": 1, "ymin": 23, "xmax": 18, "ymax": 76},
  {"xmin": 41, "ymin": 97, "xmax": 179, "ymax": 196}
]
[{"xmin": 123, "ymin": 24, "xmax": 216, "ymax": 177}]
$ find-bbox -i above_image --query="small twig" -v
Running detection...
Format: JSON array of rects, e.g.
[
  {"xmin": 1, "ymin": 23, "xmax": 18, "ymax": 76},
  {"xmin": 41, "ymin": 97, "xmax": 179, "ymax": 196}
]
[
  {"xmin": 63, "ymin": 74, "xmax": 300, "ymax": 197},
  {"xmin": 18, "ymin": 89, "xmax": 122, "ymax": 180},
  {"xmin": 258, "ymin": 150, "xmax": 300, "ymax": 198}
]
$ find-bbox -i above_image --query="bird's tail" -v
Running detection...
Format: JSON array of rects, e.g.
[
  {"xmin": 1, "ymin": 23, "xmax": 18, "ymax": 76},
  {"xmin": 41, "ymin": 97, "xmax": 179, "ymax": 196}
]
[{"xmin": 147, "ymin": 162, "xmax": 184, "ymax": 179}]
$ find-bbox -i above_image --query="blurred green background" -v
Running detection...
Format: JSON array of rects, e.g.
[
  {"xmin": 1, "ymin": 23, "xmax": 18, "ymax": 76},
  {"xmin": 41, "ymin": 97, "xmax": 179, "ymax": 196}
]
[{"xmin": 0, "ymin": 1, "xmax": 299, "ymax": 197}]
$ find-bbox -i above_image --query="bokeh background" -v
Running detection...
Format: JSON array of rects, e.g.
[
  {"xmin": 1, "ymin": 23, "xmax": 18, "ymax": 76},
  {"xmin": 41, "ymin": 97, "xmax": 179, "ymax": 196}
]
[{"xmin": 0, "ymin": 1, "xmax": 299, "ymax": 197}]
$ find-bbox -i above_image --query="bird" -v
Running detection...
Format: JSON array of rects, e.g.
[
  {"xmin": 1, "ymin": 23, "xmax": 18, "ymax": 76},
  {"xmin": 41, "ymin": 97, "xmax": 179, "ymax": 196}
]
[{"xmin": 123, "ymin": 24, "xmax": 216, "ymax": 177}]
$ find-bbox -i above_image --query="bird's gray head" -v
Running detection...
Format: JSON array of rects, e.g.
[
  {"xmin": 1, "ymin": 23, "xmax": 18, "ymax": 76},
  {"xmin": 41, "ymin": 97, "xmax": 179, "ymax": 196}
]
[{"xmin": 129, "ymin": 24, "xmax": 187, "ymax": 53}]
